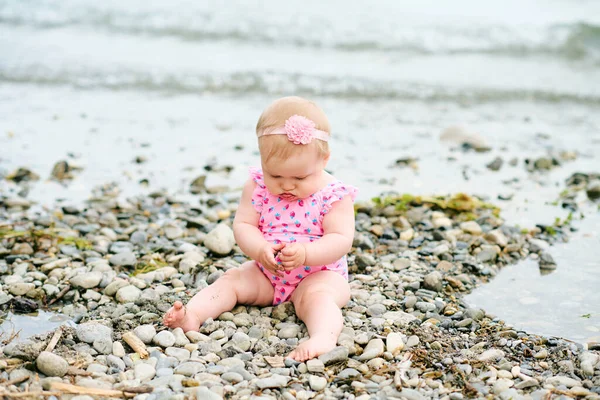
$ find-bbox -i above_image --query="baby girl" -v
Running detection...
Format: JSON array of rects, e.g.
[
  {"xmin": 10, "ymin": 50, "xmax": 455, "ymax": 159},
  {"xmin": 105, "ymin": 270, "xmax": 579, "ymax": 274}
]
[{"xmin": 163, "ymin": 96, "xmax": 357, "ymax": 361}]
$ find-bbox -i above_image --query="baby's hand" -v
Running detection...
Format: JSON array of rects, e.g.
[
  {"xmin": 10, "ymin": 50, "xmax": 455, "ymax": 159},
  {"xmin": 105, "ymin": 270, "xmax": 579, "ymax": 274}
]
[
  {"xmin": 279, "ymin": 243, "xmax": 307, "ymax": 270},
  {"xmin": 258, "ymin": 242, "xmax": 285, "ymax": 277}
]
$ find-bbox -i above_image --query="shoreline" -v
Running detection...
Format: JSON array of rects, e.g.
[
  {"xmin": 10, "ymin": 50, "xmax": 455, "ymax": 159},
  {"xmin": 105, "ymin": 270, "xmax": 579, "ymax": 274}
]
[{"xmin": 1, "ymin": 175, "xmax": 599, "ymax": 399}]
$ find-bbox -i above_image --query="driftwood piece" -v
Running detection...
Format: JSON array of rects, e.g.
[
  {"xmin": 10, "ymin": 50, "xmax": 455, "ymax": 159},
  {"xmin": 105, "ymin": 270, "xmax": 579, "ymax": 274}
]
[
  {"xmin": 45, "ymin": 327, "xmax": 62, "ymax": 352},
  {"xmin": 0, "ymin": 384, "xmax": 154, "ymax": 398},
  {"xmin": 48, "ymin": 285, "xmax": 71, "ymax": 306},
  {"xmin": 121, "ymin": 332, "xmax": 149, "ymax": 359},
  {"xmin": 49, "ymin": 382, "xmax": 143, "ymax": 398}
]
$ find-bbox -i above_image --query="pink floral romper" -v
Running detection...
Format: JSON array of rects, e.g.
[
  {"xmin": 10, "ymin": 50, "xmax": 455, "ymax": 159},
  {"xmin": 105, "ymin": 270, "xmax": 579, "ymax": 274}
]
[{"xmin": 250, "ymin": 167, "xmax": 358, "ymax": 305}]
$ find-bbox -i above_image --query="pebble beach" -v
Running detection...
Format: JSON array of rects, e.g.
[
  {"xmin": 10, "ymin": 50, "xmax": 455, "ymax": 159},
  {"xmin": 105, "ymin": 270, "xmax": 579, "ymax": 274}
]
[{"xmin": 1, "ymin": 0, "xmax": 600, "ymax": 398}]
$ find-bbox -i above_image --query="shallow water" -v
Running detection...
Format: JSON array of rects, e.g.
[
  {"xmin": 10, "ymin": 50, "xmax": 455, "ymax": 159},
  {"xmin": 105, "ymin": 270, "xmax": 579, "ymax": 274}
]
[
  {"xmin": 1, "ymin": 0, "xmax": 599, "ymax": 341},
  {"xmin": 0, "ymin": 310, "xmax": 73, "ymax": 343},
  {"xmin": 466, "ymin": 211, "xmax": 600, "ymax": 343}
]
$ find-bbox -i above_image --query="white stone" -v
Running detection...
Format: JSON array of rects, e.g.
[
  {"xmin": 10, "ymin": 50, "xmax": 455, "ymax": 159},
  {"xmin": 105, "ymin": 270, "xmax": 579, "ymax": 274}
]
[
  {"xmin": 134, "ymin": 363, "xmax": 156, "ymax": 381},
  {"xmin": 386, "ymin": 332, "xmax": 405, "ymax": 355},
  {"xmin": 460, "ymin": 221, "xmax": 482, "ymax": 235},
  {"xmin": 478, "ymin": 349, "xmax": 504, "ymax": 362},
  {"xmin": 203, "ymin": 224, "xmax": 235, "ymax": 255},
  {"xmin": 70, "ymin": 271, "xmax": 103, "ymax": 289},
  {"xmin": 309, "ymin": 375, "xmax": 328, "ymax": 391},
  {"xmin": 115, "ymin": 285, "xmax": 141, "ymax": 303}
]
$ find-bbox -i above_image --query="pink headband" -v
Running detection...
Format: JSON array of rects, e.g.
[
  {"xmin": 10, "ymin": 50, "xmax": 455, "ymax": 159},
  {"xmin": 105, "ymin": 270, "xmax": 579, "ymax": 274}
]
[{"xmin": 258, "ymin": 115, "xmax": 329, "ymax": 145}]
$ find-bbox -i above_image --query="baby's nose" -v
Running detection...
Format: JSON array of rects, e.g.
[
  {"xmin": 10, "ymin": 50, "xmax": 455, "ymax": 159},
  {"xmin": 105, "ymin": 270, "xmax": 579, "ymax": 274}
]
[{"xmin": 281, "ymin": 181, "xmax": 295, "ymax": 191}]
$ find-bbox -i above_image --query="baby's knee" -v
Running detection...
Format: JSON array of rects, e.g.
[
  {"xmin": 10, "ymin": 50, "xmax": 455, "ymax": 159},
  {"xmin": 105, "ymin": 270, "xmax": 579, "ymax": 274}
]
[{"xmin": 221, "ymin": 267, "xmax": 242, "ymax": 283}]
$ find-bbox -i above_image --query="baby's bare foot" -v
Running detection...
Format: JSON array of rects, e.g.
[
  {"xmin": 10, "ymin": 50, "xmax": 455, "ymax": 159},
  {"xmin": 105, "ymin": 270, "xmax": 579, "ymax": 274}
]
[
  {"xmin": 287, "ymin": 335, "xmax": 337, "ymax": 362},
  {"xmin": 162, "ymin": 301, "xmax": 201, "ymax": 332}
]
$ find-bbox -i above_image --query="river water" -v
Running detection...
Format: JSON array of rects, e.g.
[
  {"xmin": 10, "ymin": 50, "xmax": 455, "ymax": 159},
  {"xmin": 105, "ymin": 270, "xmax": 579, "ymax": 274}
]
[{"xmin": 1, "ymin": 0, "xmax": 599, "ymax": 342}]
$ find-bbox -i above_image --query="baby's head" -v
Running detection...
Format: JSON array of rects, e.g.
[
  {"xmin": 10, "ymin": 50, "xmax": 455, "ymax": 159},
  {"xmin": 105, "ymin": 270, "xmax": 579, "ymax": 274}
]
[{"xmin": 256, "ymin": 96, "xmax": 331, "ymax": 200}]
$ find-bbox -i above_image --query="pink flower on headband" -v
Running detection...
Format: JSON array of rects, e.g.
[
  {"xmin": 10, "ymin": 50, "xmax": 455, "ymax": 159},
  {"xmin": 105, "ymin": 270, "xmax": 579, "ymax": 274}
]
[{"xmin": 284, "ymin": 115, "xmax": 317, "ymax": 145}]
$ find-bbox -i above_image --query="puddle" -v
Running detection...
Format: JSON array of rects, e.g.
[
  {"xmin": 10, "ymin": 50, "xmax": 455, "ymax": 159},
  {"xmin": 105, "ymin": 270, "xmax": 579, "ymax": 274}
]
[
  {"xmin": 466, "ymin": 211, "xmax": 600, "ymax": 343},
  {"xmin": 0, "ymin": 310, "xmax": 74, "ymax": 343}
]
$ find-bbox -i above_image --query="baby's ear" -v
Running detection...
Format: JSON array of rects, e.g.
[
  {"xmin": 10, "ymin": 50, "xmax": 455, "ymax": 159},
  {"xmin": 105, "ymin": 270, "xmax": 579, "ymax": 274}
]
[{"xmin": 323, "ymin": 152, "xmax": 331, "ymax": 166}]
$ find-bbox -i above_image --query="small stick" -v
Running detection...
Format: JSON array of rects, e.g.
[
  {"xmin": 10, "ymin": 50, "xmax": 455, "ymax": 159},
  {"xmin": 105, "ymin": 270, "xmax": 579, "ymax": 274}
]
[
  {"xmin": 0, "ymin": 391, "xmax": 62, "ymax": 398},
  {"xmin": 121, "ymin": 332, "xmax": 149, "ymax": 359},
  {"xmin": 48, "ymin": 285, "xmax": 71, "ymax": 306},
  {"xmin": 66, "ymin": 367, "xmax": 92, "ymax": 377},
  {"xmin": 49, "ymin": 382, "xmax": 138, "ymax": 398},
  {"xmin": 45, "ymin": 327, "xmax": 62, "ymax": 352},
  {"xmin": 3, "ymin": 375, "xmax": 30, "ymax": 386}
]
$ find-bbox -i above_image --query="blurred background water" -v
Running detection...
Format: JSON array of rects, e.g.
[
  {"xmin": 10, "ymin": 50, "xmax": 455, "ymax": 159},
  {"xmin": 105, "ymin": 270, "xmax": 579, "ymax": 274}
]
[{"xmin": 0, "ymin": 0, "xmax": 599, "ymax": 342}]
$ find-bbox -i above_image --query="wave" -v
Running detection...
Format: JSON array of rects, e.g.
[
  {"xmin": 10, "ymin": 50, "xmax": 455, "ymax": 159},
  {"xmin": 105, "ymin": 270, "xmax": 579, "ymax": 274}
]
[
  {"xmin": 1, "ymin": 68, "xmax": 599, "ymax": 105},
  {"xmin": 1, "ymin": 2, "xmax": 599, "ymax": 61}
]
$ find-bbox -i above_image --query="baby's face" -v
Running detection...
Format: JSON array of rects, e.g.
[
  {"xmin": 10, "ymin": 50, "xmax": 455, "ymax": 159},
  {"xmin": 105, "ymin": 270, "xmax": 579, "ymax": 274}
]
[{"xmin": 261, "ymin": 149, "xmax": 329, "ymax": 200}]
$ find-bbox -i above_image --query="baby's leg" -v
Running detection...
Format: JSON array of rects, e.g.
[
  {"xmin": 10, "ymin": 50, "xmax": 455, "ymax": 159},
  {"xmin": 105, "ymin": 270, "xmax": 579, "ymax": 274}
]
[
  {"xmin": 288, "ymin": 271, "xmax": 350, "ymax": 361},
  {"xmin": 163, "ymin": 261, "xmax": 274, "ymax": 332}
]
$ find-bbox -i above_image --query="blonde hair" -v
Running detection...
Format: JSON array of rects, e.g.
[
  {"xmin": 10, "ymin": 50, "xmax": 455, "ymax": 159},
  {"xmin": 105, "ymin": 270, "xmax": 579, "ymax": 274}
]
[{"xmin": 256, "ymin": 96, "xmax": 330, "ymax": 161}]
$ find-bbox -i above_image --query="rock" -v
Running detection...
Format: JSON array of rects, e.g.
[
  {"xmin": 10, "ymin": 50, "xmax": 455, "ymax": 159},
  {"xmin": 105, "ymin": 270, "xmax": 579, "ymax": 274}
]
[
  {"xmin": 190, "ymin": 175, "xmax": 207, "ymax": 194},
  {"xmin": 76, "ymin": 322, "xmax": 112, "ymax": 344},
  {"xmin": 440, "ymin": 126, "xmax": 490, "ymax": 152},
  {"xmin": 193, "ymin": 387, "xmax": 223, "ymax": 400},
  {"xmin": 538, "ymin": 252, "xmax": 557, "ymax": 270},
  {"xmin": 546, "ymin": 376, "xmax": 581, "ymax": 388},
  {"xmin": 478, "ymin": 349, "xmax": 505, "ymax": 362},
  {"xmin": 484, "ymin": 230, "xmax": 508, "ymax": 247},
  {"xmin": 400, "ymin": 228, "xmax": 415, "ymax": 241},
  {"xmin": 112, "ymin": 342, "xmax": 126, "ymax": 357},
  {"xmin": 309, "ymin": 375, "xmax": 327, "ymax": 391},
  {"xmin": 406, "ymin": 335, "xmax": 420, "ymax": 348},
  {"xmin": 319, "ymin": 346, "xmax": 349, "ymax": 365},
  {"xmin": 70, "ymin": 271, "xmax": 103, "ymax": 289},
  {"xmin": 130, "ymin": 231, "xmax": 148, "ymax": 245},
  {"xmin": 460, "ymin": 221, "xmax": 482, "ymax": 235},
  {"xmin": 358, "ymin": 339, "xmax": 384, "ymax": 361},
  {"xmin": 134, "ymin": 325, "xmax": 157, "ymax": 344},
  {"xmin": 164, "ymin": 224, "xmax": 184, "ymax": 240},
  {"xmin": 115, "ymin": 285, "xmax": 141, "ymax": 303},
  {"xmin": 109, "ymin": 251, "xmax": 137, "ymax": 267},
  {"xmin": 104, "ymin": 280, "xmax": 129, "ymax": 296},
  {"xmin": 11, "ymin": 243, "xmax": 34, "ymax": 255},
  {"xmin": 107, "ymin": 355, "xmax": 126, "ymax": 371},
  {"xmin": 256, "ymin": 374, "xmax": 290, "ymax": 389},
  {"xmin": 493, "ymin": 378, "xmax": 514, "ymax": 394},
  {"xmin": 278, "ymin": 324, "xmax": 300, "ymax": 339},
  {"xmin": 9, "ymin": 282, "xmax": 35, "ymax": 296},
  {"xmin": 337, "ymin": 368, "xmax": 360, "ymax": 380},
  {"xmin": 580, "ymin": 352, "xmax": 599, "ymax": 376},
  {"xmin": 356, "ymin": 254, "xmax": 376, "ymax": 268},
  {"xmin": 93, "ymin": 337, "xmax": 113, "ymax": 355},
  {"xmin": 203, "ymin": 224, "xmax": 235, "ymax": 255},
  {"xmin": 486, "ymin": 157, "xmax": 503, "ymax": 171},
  {"xmin": 383, "ymin": 311, "xmax": 418, "ymax": 326},
  {"xmin": 386, "ymin": 332, "xmax": 405, "ymax": 355},
  {"xmin": 534, "ymin": 349, "xmax": 548, "ymax": 359},
  {"xmin": 231, "ymin": 332, "xmax": 251, "ymax": 352},
  {"xmin": 36, "ymin": 352, "xmax": 68, "ymax": 377},
  {"xmin": 153, "ymin": 331, "xmax": 176, "ymax": 348},
  {"xmin": 423, "ymin": 271, "xmax": 443, "ymax": 292},
  {"xmin": 6, "ymin": 167, "xmax": 40, "ymax": 182},
  {"xmin": 528, "ymin": 239, "xmax": 549, "ymax": 253},
  {"xmin": 306, "ymin": 359, "xmax": 325, "ymax": 373},
  {"xmin": 586, "ymin": 180, "xmax": 600, "ymax": 201},
  {"xmin": 134, "ymin": 363, "xmax": 156, "ymax": 381},
  {"xmin": 173, "ymin": 327, "xmax": 190, "ymax": 346},
  {"xmin": 397, "ymin": 388, "xmax": 425, "ymax": 400},
  {"xmin": 221, "ymin": 372, "xmax": 244, "ymax": 383},
  {"xmin": 175, "ymin": 362, "xmax": 205, "ymax": 376}
]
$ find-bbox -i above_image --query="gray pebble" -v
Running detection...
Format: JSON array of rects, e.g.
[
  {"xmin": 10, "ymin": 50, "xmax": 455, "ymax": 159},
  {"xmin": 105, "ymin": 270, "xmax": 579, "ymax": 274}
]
[{"xmin": 36, "ymin": 351, "xmax": 68, "ymax": 377}]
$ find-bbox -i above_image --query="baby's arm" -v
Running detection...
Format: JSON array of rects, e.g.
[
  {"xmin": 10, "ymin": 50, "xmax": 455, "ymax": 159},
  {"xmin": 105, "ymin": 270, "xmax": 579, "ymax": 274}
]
[
  {"xmin": 233, "ymin": 179, "xmax": 283, "ymax": 273},
  {"xmin": 302, "ymin": 195, "xmax": 355, "ymax": 266}
]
